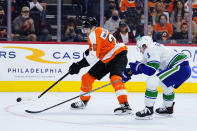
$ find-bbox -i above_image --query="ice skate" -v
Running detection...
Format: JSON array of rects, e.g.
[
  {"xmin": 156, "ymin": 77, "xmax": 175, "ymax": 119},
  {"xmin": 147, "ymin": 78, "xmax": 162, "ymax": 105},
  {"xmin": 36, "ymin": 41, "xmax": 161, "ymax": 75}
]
[
  {"xmin": 155, "ymin": 102, "xmax": 175, "ymax": 116},
  {"xmin": 135, "ymin": 106, "xmax": 154, "ymax": 120},
  {"xmin": 70, "ymin": 100, "xmax": 88, "ymax": 109},
  {"xmin": 114, "ymin": 102, "xmax": 132, "ymax": 115}
]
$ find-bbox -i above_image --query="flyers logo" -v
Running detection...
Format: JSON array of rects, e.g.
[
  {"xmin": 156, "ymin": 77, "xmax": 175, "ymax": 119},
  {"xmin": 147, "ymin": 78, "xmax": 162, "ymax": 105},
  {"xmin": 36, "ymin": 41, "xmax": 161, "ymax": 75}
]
[{"xmin": 3, "ymin": 46, "xmax": 66, "ymax": 64}]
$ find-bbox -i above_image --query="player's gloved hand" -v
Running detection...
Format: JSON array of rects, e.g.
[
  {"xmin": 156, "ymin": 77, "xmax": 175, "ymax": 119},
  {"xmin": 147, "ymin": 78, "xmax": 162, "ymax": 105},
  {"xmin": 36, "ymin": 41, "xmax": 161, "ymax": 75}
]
[
  {"xmin": 122, "ymin": 68, "xmax": 132, "ymax": 83},
  {"xmin": 69, "ymin": 57, "xmax": 90, "ymax": 75},
  {"xmin": 69, "ymin": 62, "xmax": 81, "ymax": 75},
  {"xmin": 129, "ymin": 61, "xmax": 143, "ymax": 75}
]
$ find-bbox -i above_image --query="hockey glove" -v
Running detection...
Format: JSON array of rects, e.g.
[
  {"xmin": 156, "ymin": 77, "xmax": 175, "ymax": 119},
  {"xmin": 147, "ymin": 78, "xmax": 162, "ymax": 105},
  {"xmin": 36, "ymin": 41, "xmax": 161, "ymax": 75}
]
[
  {"xmin": 69, "ymin": 58, "xmax": 90, "ymax": 75},
  {"xmin": 129, "ymin": 61, "xmax": 143, "ymax": 75},
  {"xmin": 122, "ymin": 68, "xmax": 132, "ymax": 83}
]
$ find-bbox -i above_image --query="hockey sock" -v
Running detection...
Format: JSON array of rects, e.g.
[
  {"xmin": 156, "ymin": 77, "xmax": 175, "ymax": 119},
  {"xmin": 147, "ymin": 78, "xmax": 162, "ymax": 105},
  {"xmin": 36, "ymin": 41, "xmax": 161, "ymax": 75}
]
[
  {"xmin": 80, "ymin": 73, "xmax": 96, "ymax": 101},
  {"xmin": 145, "ymin": 76, "xmax": 160, "ymax": 107},
  {"xmin": 145, "ymin": 89, "xmax": 158, "ymax": 107},
  {"xmin": 111, "ymin": 75, "xmax": 128, "ymax": 104},
  {"xmin": 161, "ymin": 82, "xmax": 175, "ymax": 107}
]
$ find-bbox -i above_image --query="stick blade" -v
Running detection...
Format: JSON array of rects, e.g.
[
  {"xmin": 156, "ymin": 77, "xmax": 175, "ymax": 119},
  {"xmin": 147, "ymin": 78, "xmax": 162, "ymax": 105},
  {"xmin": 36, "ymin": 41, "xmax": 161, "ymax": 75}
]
[{"xmin": 25, "ymin": 110, "xmax": 42, "ymax": 114}]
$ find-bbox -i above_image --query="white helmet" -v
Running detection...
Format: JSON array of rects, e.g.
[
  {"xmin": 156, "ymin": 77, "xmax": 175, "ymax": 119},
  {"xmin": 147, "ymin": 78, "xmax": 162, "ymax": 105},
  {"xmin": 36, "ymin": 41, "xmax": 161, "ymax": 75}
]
[{"xmin": 136, "ymin": 36, "xmax": 153, "ymax": 51}]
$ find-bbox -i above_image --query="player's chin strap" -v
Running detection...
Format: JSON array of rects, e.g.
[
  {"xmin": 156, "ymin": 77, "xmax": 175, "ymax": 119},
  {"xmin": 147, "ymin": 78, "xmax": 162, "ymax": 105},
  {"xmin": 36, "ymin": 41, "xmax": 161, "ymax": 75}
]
[{"xmin": 25, "ymin": 79, "xmax": 122, "ymax": 114}]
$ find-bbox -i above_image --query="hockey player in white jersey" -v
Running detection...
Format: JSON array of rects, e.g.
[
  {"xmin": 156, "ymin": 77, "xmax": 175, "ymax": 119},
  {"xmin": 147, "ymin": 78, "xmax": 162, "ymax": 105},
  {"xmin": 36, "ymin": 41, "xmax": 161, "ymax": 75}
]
[{"xmin": 122, "ymin": 36, "xmax": 191, "ymax": 119}]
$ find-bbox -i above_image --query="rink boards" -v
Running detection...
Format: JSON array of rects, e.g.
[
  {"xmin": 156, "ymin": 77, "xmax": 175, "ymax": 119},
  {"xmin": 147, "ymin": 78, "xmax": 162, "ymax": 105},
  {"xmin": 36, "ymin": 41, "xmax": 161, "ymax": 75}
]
[{"xmin": 0, "ymin": 42, "xmax": 197, "ymax": 93}]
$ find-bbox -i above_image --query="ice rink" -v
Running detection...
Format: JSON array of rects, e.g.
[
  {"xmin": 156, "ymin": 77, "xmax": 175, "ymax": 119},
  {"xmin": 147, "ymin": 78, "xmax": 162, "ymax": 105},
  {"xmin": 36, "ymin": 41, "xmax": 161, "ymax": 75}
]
[{"xmin": 1, "ymin": 92, "xmax": 197, "ymax": 131}]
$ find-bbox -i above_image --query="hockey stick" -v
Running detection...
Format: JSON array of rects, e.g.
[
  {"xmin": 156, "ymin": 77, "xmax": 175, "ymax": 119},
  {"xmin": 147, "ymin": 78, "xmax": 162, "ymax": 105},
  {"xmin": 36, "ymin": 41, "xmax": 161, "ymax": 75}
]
[
  {"xmin": 38, "ymin": 72, "xmax": 70, "ymax": 98},
  {"xmin": 25, "ymin": 79, "xmax": 121, "ymax": 114}
]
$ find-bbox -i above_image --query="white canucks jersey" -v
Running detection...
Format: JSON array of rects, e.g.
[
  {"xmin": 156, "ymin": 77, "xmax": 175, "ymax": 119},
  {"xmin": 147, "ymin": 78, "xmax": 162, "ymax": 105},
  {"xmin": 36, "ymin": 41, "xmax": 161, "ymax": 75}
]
[{"xmin": 141, "ymin": 42, "xmax": 188, "ymax": 71}]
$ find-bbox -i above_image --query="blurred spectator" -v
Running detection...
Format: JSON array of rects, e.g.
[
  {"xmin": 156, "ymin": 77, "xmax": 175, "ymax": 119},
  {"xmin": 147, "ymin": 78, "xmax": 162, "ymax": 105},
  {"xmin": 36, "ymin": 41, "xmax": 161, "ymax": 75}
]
[
  {"xmin": 85, "ymin": 0, "xmax": 100, "ymax": 19},
  {"xmin": 178, "ymin": 11, "xmax": 197, "ymax": 35},
  {"xmin": 120, "ymin": 0, "xmax": 135, "ymax": 12},
  {"xmin": 11, "ymin": 0, "xmax": 30, "ymax": 20},
  {"xmin": 120, "ymin": 0, "xmax": 145, "ymax": 31},
  {"xmin": 62, "ymin": 18, "xmax": 85, "ymax": 42},
  {"xmin": 154, "ymin": 14, "xmax": 173, "ymax": 38},
  {"xmin": 171, "ymin": 22, "xmax": 188, "ymax": 40},
  {"xmin": 72, "ymin": 0, "xmax": 84, "ymax": 14},
  {"xmin": 170, "ymin": 0, "xmax": 185, "ymax": 31},
  {"xmin": 104, "ymin": 10, "xmax": 121, "ymax": 34},
  {"xmin": 12, "ymin": 6, "xmax": 36, "ymax": 41},
  {"xmin": 168, "ymin": 0, "xmax": 176, "ymax": 15},
  {"xmin": 29, "ymin": 0, "xmax": 43, "ymax": 36},
  {"xmin": 105, "ymin": 0, "xmax": 117, "ymax": 20},
  {"xmin": 0, "ymin": 0, "xmax": 6, "ymax": 12},
  {"xmin": 135, "ymin": 14, "xmax": 145, "ymax": 37},
  {"xmin": 113, "ymin": 21, "xmax": 136, "ymax": 43},
  {"xmin": 152, "ymin": 1, "xmax": 169, "ymax": 25},
  {"xmin": 147, "ymin": 23, "xmax": 159, "ymax": 42},
  {"xmin": 38, "ymin": 25, "xmax": 52, "ymax": 41},
  {"xmin": 160, "ymin": 31, "xmax": 171, "ymax": 41},
  {"xmin": 0, "ymin": 6, "xmax": 7, "ymax": 40},
  {"xmin": 184, "ymin": 0, "xmax": 197, "ymax": 12}
]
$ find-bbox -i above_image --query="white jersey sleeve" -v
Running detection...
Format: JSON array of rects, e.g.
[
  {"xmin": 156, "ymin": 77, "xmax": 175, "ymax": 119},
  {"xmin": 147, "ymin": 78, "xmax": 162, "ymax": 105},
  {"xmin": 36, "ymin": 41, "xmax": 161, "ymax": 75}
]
[
  {"xmin": 143, "ymin": 46, "xmax": 161, "ymax": 70},
  {"xmin": 86, "ymin": 31, "xmax": 99, "ymax": 65}
]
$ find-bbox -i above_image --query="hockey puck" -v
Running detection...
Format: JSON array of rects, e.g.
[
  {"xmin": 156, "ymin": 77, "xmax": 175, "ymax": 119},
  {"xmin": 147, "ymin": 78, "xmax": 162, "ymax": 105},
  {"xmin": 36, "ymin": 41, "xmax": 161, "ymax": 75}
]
[{"xmin": 16, "ymin": 97, "xmax": 22, "ymax": 102}]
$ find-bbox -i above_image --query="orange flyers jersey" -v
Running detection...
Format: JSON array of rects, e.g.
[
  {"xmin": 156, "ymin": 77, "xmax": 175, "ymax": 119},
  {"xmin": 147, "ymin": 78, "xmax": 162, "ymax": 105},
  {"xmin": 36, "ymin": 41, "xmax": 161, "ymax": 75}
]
[
  {"xmin": 120, "ymin": 0, "xmax": 156, "ymax": 12},
  {"xmin": 120, "ymin": 0, "xmax": 135, "ymax": 12},
  {"xmin": 87, "ymin": 27, "xmax": 128, "ymax": 64}
]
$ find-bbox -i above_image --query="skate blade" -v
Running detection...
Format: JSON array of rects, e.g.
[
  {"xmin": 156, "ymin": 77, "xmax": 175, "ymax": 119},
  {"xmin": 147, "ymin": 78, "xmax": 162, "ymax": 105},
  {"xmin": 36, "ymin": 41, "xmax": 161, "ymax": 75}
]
[
  {"xmin": 114, "ymin": 110, "xmax": 133, "ymax": 115},
  {"xmin": 155, "ymin": 112, "xmax": 173, "ymax": 117},
  {"xmin": 135, "ymin": 115, "xmax": 153, "ymax": 120}
]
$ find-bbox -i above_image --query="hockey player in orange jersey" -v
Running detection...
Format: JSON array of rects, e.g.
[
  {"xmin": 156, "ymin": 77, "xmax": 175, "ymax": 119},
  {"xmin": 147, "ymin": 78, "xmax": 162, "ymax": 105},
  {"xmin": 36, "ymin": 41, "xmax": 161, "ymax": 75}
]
[{"xmin": 68, "ymin": 17, "xmax": 132, "ymax": 115}]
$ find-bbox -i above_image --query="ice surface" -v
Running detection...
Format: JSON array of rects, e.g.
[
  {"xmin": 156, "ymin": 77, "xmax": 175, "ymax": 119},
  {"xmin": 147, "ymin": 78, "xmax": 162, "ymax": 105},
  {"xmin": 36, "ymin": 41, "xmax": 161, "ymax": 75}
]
[{"xmin": 1, "ymin": 92, "xmax": 197, "ymax": 131}]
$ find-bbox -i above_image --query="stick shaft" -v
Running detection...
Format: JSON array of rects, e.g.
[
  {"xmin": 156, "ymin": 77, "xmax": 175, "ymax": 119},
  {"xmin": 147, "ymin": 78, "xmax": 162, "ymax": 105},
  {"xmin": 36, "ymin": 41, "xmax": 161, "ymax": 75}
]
[
  {"xmin": 38, "ymin": 72, "xmax": 69, "ymax": 98},
  {"xmin": 25, "ymin": 79, "xmax": 121, "ymax": 114}
]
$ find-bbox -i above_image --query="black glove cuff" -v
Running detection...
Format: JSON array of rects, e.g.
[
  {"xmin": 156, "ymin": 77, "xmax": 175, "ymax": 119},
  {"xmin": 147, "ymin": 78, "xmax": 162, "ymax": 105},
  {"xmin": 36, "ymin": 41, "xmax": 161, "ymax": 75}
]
[
  {"xmin": 77, "ymin": 58, "xmax": 90, "ymax": 68},
  {"xmin": 85, "ymin": 49, "xmax": 89, "ymax": 56}
]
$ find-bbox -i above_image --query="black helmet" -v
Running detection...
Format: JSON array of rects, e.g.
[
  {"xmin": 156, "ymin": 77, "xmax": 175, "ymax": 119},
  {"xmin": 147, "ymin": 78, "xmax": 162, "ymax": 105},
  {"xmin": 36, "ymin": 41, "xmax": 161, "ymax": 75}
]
[{"xmin": 82, "ymin": 17, "xmax": 98, "ymax": 28}]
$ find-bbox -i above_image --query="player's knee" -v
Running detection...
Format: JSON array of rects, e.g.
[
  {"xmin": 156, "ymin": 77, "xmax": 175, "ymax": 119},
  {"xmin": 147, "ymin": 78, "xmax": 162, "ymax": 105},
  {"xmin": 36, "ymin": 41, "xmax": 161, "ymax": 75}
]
[
  {"xmin": 161, "ymin": 82, "xmax": 174, "ymax": 95},
  {"xmin": 82, "ymin": 73, "xmax": 96, "ymax": 86},
  {"xmin": 110, "ymin": 75, "xmax": 121, "ymax": 82},
  {"xmin": 146, "ymin": 76, "xmax": 160, "ymax": 90}
]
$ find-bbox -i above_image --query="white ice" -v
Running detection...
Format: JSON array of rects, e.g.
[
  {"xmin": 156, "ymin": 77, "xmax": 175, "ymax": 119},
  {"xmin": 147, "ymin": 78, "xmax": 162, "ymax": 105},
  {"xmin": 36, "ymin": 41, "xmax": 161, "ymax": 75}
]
[{"xmin": 1, "ymin": 92, "xmax": 197, "ymax": 131}]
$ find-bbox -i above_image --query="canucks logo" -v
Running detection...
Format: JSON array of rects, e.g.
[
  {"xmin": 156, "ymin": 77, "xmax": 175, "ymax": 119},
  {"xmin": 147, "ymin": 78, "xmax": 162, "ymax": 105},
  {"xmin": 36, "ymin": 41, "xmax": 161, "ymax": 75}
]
[{"xmin": 147, "ymin": 53, "xmax": 151, "ymax": 58}]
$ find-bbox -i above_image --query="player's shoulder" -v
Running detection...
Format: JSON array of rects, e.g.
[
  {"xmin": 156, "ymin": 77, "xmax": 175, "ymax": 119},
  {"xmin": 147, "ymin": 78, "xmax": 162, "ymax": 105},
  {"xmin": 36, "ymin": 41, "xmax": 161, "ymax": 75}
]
[
  {"xmin": 94, "ymin": 27, "xmax": 109, "ymax": 40},
  {"xmin": 145, "ymin": 45, "xmax": 159, "ymax": 56},
  {"xmin": 95, "ymin": 27, "xmax": 103, "ymax": 31}
]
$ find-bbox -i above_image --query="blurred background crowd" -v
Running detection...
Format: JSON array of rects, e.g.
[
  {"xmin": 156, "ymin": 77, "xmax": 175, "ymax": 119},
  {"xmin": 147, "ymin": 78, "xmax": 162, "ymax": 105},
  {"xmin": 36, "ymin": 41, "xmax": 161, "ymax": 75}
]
[{"xmin": 0, "ymin": 0, "xmax": 197, "ymax": 44}]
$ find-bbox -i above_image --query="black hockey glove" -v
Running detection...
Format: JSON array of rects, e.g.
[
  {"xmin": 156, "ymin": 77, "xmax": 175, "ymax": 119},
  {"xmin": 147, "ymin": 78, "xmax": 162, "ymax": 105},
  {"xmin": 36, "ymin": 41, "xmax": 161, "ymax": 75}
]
[{"xmin": 69, "ymin": 58, "xmax": 90, "ymax": 75}]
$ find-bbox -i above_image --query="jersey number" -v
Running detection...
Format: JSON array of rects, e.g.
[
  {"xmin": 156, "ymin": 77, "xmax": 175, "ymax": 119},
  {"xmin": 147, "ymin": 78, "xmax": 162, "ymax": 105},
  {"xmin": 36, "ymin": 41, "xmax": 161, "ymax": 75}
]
[
  {"xmin": 89, "ymin": 43, "xmax": 97, "ymax": 51},
  {"xmin": 89, "ymin": 34, "xmax": 116, "ymax": 51},
  {"xmin": 108, "ymin": 34, "xmax": 117, "ymax": 44}
]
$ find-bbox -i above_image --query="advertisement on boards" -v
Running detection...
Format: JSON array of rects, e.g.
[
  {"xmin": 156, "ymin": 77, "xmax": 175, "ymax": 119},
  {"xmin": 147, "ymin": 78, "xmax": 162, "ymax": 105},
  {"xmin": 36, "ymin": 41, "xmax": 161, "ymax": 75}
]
[{"xmin": 0, "ymin": 43, "xmax": 197, "ymax": 83}]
